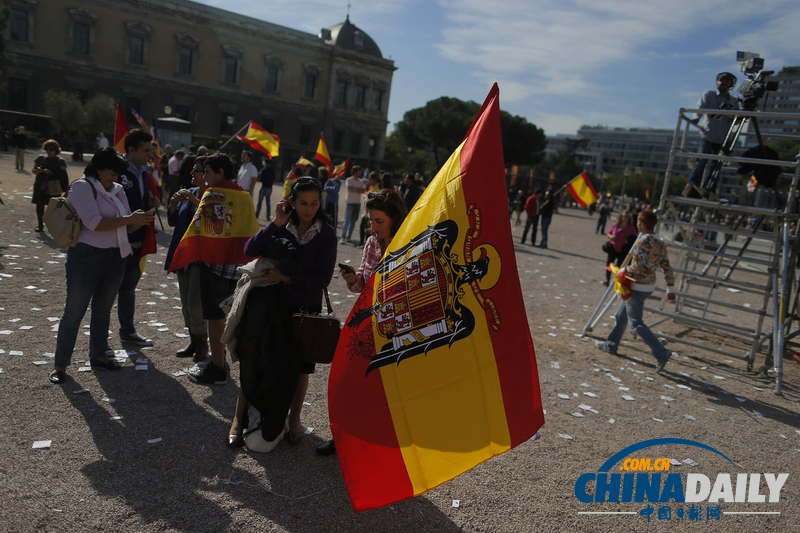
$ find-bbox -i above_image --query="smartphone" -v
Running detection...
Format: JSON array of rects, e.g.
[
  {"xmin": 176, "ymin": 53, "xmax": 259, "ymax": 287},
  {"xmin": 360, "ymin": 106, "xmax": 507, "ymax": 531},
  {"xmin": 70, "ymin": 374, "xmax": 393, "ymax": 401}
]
[
  {"xmin": 338, "ymin": 263, "xmax": 355, "ymax": 274},
  {"xmin": 283, "ymin": 204, "xmax": 293, "ymax": 214}
]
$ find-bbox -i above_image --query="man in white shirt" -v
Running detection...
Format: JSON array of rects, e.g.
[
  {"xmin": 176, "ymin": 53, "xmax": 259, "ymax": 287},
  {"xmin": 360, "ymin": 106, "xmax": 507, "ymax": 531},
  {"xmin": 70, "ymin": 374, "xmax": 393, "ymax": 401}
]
[
  {"xmin": 341, "ymin": 165, "xmax": 365, "ymax": 244},
  {"xmin": 167, "ymin": 149, "xmax": 184, "ymax": 199},
  {"xmin": 237, "ymin": 150, "xmax": 258, "ymax": 196}
]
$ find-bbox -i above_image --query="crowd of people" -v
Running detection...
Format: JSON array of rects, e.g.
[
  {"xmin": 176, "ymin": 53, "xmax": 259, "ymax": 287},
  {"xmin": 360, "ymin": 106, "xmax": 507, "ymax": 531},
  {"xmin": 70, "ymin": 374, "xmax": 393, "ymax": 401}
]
[{"xmin": 43, "ymin": 128, "xmax": 423, "ymax": 457}]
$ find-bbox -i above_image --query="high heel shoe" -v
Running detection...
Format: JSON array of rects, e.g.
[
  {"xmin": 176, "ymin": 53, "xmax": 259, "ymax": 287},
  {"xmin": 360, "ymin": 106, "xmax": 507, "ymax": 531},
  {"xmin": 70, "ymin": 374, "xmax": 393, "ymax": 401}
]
[{"xmin": 228, "ymin": 404, "xmax": 249, "ymax": 448}]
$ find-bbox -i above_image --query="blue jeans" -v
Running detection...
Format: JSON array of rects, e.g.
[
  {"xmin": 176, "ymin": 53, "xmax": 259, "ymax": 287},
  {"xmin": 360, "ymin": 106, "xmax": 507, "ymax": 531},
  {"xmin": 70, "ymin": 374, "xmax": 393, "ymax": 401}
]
[
  {"xmin": 596, "ymin": 216, "xmax": 607, "ymax": 234},
  {"xmin": 603, "ymin": 290, "xmax": 668, "ymax": 362},
  {"xmin": 688, "ymin": 138, "xmax": 722, "ymax": 188},
  {"xmin": 255, "ymin": 183, "xmax": 272, "ymax": 219},
  {"xmin": 342, "ymin": 203, "xmax": 360, "ymax": 240},
  {"xmin": 521, "ymin": 215, "xmax": 539, "ymax": 244},
  {"xmin": 55, "ymin": 243, "xmax": 126, "ymax": 368},
  {"xmin": 539, "ymin": 216, "xmax": 552, "ymax": 246},
  {"xmin": 117, "ymin": 247, "xmax": 143, "ymax": 336}
]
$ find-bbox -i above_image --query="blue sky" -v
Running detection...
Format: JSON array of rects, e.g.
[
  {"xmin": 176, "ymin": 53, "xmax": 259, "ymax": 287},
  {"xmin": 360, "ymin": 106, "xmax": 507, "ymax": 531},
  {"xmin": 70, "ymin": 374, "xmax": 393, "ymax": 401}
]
[{"xmin": 199, "ymin": 0, "xmax": 800, "ymax": 136}]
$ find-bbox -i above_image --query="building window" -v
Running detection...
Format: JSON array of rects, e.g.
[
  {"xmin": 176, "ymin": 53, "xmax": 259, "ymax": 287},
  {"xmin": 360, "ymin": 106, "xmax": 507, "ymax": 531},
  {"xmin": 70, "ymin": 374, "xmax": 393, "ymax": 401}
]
[
  {"xmin": 355, "ymin": 85, "xmax": 366, "ymax": 108},
  {"xmin": 374, "ymin": 88, "xmax": 384, "ymax": 111},
  {"xmin": 129, "ymin": 36, "xmax": 144, "ymax": 65},
  {"xmin": 224, "ymin": 56, "xmax": 238, "ymax": 84},
  {"xmin": 303, "ymin": 73, "xmax": 316, "ymax": 99},
  {"xmin": 333, "ymin": 129, "xmax": 344, "ymax": 152},
  {"xmin": 265, "ymin": 64, "xmax": 279, "ymax": 92},
  {"xmin": 299, "ymin": 124, "xmax": 311, "ymax": 146},
  {"xmin": 174, "ymin": 104, "xmax": 190, "ymax": 120},
  {"xmin": 336, "ymin": 81, "xmax": 348, "ymax": 105},
  {"xmin": 222, "ymin": 45, "xmax": 243, "ymax": 85},
  {"xmin": 8, "ymin": 78, "xmax": 28, "ymax": 112},
  {"xmin": 369, "ymin": 136, "xmax": 378, "ymax": 158},
  {"xmin": 10, "ymin": 9, "xmax": 28, "ymax": 43},
  {"xmin": 73, "ymin": 22, "xmax": 90, "ymax": 54},
  {"xmin": 350, "ymin": 133, "xmax": 362, "ymax": 155},
  {"xmin": 179, "ymin": 47, "xmax": 193, "ymax": 74}
]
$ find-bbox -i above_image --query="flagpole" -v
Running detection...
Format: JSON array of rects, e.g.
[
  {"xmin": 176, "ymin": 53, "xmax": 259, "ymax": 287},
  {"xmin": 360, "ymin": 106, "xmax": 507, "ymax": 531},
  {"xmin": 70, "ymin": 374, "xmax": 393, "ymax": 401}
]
[{"xmin": 217, "ymin": 121, "xmax": 251, "ymax": 152}]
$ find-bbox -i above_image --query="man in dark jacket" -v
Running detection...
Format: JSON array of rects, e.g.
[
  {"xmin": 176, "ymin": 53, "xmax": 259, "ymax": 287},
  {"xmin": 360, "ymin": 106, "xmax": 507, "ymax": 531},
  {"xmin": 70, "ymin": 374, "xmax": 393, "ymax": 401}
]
[{"xmin": 116, "ymin": 129, "xmax": 160, "ymax": 346}]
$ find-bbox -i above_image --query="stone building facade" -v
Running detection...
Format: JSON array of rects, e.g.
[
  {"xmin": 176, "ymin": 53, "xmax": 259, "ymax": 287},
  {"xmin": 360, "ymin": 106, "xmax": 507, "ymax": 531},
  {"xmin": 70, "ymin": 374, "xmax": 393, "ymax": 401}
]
[{"xmin": 3, "ymin": 0, "xmax": 395, "ymax": 171}]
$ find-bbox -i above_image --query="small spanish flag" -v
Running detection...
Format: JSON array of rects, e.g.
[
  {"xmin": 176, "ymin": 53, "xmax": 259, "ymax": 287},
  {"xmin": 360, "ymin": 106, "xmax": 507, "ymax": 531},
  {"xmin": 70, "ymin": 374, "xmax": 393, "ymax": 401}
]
[
  {"xmin": 328, "ymin": 84, "xmax": 543, "ymax": 512},
  {"xmin": 332, "ymin": 158, "xmax": 350, "ymax": 178},
  {"xmin": 315, "ymin": 133, "xmax": 333, "ymax": 172},
  {"xmin": 236, "ymin": 121, "xmax": 280, "ymax": 158},
  {"xmin": 566, "ymin": 171, "xmax": 600, "ymax": 208},
  {"xmin": 113, "ymin": 100, "xmax": 128, "ymax": 154},
  {"xmin": 295, "ymin": 156, "xmax": 315, "ymax": 168},
  {"xmin": 747, "ymin": 175, "xmax": 757, "ymax": 193}
]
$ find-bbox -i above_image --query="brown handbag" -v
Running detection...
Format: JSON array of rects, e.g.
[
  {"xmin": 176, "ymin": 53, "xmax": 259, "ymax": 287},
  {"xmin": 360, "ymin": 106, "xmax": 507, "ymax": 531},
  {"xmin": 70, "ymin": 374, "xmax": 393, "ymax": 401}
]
[
  {"xmin": 42, "ymin": 179, "xmax": 96, "ymax": 248},
  {"xmin": 292, "ymin": 285, "xmax": 341, "ymax": 364}
]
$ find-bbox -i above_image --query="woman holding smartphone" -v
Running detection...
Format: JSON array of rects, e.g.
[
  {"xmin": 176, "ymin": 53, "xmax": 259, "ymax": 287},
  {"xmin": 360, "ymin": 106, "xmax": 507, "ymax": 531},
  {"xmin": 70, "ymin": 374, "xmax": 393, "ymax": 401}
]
[{"xmin": 317, "ymin": 188, "xmax": 408, "ymax": 455}]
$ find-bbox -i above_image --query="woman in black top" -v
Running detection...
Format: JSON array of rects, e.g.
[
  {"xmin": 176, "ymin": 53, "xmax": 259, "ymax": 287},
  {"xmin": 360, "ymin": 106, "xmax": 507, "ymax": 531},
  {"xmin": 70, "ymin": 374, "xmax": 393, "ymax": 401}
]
[{"xmin": 32, "ymin": 139, "xmax": 69, "ymax": 232}]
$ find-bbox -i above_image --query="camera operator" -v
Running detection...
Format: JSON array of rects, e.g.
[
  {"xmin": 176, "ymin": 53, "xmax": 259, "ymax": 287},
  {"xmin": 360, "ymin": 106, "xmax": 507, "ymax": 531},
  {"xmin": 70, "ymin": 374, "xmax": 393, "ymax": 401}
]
[{"xmin": 684, "ymin": 72, "xmax": 737, "ymax": 199}]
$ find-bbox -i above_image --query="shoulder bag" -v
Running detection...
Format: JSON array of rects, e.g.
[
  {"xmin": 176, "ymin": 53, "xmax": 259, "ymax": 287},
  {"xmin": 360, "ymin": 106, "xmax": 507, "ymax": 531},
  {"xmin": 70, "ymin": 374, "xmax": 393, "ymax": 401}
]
[
  {"xmin": 43, "ymin": 179, "xmax": 96, "ymax": 247},
  {"xmin": 292, "ymin": 283, "xmax": 341, "ymax": 364}
]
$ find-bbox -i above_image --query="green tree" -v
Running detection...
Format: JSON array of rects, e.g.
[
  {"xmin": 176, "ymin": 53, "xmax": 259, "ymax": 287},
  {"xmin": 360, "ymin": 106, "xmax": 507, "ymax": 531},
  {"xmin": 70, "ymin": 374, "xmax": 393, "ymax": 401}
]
[
  {"xmin": 44, "ymin": 91, "xmax": 86, "ymax": 134},
  {"xmin": 394, "ymin": 96, "xmax": 547, "ymax": 170},
  {"xmin": 0, "ymin": 5, "xmax": 12, "ymax": 92},
  {"xmin": 43, "ymin": 90, "xmax": 115, "ymax": 137},
  {"xmin": 770, "ymin": 135, "xmax": 800, "ymax": 163},
  {"xmin": 83, "ymin": 94, "xmax": 116, "ymax": 136}
]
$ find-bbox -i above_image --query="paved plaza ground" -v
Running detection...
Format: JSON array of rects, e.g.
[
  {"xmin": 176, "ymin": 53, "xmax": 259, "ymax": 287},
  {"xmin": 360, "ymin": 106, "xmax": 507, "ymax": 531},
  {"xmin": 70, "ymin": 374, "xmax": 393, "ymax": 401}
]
[{"xmin": 1, "ymin": 149, "xmax": 799, "ymax": 532}]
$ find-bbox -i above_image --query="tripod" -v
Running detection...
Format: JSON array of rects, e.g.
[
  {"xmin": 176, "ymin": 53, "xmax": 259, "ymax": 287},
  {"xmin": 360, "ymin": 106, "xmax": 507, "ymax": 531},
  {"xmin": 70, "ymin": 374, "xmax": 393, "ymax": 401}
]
[{"xmin": 700, "ymin": 111, "xmax": 765, "ymax": 199}]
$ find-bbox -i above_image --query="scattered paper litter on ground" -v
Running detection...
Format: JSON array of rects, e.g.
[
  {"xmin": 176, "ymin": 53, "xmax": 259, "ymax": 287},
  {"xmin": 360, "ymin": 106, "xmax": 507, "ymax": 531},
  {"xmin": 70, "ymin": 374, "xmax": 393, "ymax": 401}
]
[
  {"xmin": 147, "ymin": 438, "xmax": 162, "ymax": 444},
  {"xmin": 622, "ymin": 395, "xmax": 635, "ymax": 401},
  {"xmin": 684, "ymin": 458, "xmax": 699, "ymax": 466},
  {"xmin": 670, "ymin": 459, "xmax": 683, "ymax": 466},
  {"xmin": 754, "ymin": 410, "xmax": 764, "ymax": 418},
  {"xmin": 684, "ymin": 415, "xmax": 696, "ymax": 421},
  {"xmin": 32, "ymin": 440, "xmax": 52, "ymax": 449},
  {"xmin": 558, "ymin": 433, "xmax": 573, "ymax": 440},
  {"xmin": 583, "ymin": 392, "xmax": 599, "ymax": 398},
  {"xmin": 558, "ymin": 394, "xmax": 570, "ymax": 400},
  {"xmin": 661, "ymin": 395, "xmax": 675, "ymax": 402},
  {"xmin": 608, "ymin": 419, "xmax": 615, "ymax": 424},
  {"xmin": 653, "ymin": 418, "xmax": 664, "ymax": 423}
]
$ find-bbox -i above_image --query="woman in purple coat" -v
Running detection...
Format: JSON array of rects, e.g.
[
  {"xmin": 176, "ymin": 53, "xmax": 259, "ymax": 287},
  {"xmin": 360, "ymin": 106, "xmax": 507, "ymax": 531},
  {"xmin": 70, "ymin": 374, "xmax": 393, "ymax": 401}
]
[{"xmin": 228, "ymin": 177, "xmax": 337, "ymax": 448}]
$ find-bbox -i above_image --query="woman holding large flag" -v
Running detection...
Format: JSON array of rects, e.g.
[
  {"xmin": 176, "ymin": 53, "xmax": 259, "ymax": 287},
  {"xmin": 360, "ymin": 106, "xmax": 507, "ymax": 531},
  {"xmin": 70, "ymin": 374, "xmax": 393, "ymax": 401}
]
[
  {"xmin": 316, "ymin": 189, "xmax": 408, "ymax": 456},
  {"xmin": 238, "ymin": 177, "xmax": 337, "ymax": 445}
]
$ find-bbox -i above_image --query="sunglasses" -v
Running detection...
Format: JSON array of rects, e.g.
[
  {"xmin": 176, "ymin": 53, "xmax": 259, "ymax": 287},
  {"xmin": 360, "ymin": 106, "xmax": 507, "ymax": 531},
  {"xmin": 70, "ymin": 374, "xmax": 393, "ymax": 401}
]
[
  {"xmin": 293, "ymin": 177, "xmax": 321, "ymax": 187},
  {"xmin": 367, "ymin": 192, "xmax": 386, "ymax": 202}
]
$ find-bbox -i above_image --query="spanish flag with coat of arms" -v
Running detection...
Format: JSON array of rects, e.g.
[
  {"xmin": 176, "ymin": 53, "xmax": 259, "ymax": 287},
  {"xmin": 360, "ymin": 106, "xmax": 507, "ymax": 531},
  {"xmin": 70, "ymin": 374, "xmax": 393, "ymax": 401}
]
[
  {"xmin": 328, "ymin": 84, "xmax": 544, "ymax": 512},
  {"xmin": 167, "ymin": 181, "xmax": 259, "ymax": 272}
]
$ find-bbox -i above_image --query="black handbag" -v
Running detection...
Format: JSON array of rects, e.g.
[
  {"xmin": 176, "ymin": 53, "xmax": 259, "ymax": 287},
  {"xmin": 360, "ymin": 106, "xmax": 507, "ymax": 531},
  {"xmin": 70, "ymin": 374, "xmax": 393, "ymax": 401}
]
[
  {"xmin": 292, "ymin": 285, "xmax": 341, "ymax": 364},
  {"xmin": 602, "ymin": 241, "xmax": 615, "ymax": 254}
]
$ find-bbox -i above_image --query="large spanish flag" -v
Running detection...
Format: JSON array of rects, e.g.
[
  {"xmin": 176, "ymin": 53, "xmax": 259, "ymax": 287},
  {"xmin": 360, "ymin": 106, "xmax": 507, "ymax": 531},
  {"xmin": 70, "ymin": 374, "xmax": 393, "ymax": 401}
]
[
  {"xmin": 236, "ymin": 121, "xmax": 280, "ymax": 159},
  {"xmin": 113, "ymin": 100, "xmax": 128, "ymax": 154},
  {"xmin": 566, "ymin": 171, "xmax": 600, "ymax": 208},
  {"xmin": 315, "ymin": 133, "xmax": 333, "ymax": 172},
  {"xmin": 328, "ymin": 84, "xmax": 544, "ymax": 512},
  {"xmin": 167, "ymin": 181, "xmax": 259, "ymax": 272}
]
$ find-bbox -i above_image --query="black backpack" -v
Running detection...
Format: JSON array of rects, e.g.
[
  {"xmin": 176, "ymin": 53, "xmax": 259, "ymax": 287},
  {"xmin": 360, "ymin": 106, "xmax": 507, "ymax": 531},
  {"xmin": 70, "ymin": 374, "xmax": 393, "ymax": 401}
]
[{"xmin": 737, "ymin": 145, "xmax": 781, "ymax": 188}]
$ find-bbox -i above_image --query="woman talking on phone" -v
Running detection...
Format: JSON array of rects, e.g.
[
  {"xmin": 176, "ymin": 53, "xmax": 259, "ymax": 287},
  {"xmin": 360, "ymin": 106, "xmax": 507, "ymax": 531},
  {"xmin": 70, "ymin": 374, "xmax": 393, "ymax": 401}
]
[
  {"xmin": 316, "ymin": 188, "xmax": 408, "ymax": 456},
  {"xmin": 231, "ymin": 178, "xmax": 337, "ymax": 448}
]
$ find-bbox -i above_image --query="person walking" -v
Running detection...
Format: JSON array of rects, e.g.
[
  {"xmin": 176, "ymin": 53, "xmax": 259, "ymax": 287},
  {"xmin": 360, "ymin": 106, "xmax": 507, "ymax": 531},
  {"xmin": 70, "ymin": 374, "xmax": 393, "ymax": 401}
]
[
  {"xmin": 255, "ymin": 158, "xmax": 275, "ymax": 219},
  {"xmin": 341, "ymin": 165, "xmax": 365, "ymax": 244},
  {"xmin": 12, "ymin": 126, "xmax": 27, "ymax": 170},
  {"xmin": 596, "ymin": 202, "xmax": 610, "ymax": 234},
  {"xmin": 521, "ymin": 189, "xmax": 542, "ymax": 245},
  {"xmin": 603, "ymin": 210, "xmax": 637, "ymax": 286},
  {"xmin": 598, "ymin": 210, "xmax": 676, "ymax": 373},
  {"xmin": 538, "ymin": 190, "xmax": 557, "ymax": 249},
  {"xmin": 31, "ymin": 140, "xmax": 69, "ymax": 232}
]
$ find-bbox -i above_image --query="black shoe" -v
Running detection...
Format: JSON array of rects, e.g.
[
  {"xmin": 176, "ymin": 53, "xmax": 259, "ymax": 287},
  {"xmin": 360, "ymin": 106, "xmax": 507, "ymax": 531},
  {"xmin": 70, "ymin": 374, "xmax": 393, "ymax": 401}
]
[
  {"xmin": 539, "ymin": 244, "xmax": 548, "ymax": 249},
  {"xmin": 34, "ymin": 227, "xmax": 43, "ymax": 232},
  {"xmin": 286, "ymin": 432, "xmax": 303, "ymax": 445},
  {"xmin": 120, "ymin": 332, "xmax": 153, "ymax": 346},
  {"xmin": 316, "ymin": 440, "xmax": 336, "ymax": 456},
  {"xmin": 655, "ymin": 354, "xmax": 671, "ymax": 374},
  {"xmin": 90, "ymin": 358, "xmax": 122, "ymax": 370},
  {"xmin": 176, "ymin": 341, "xmax": 196, "ymax": 358},
  {"xmin": 49, "ymin": 370, "xmax": 67, "ymax": 384},
  {"xmin": 188, "ymin": 361, "xmax": 228, "ymax": 385}
]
